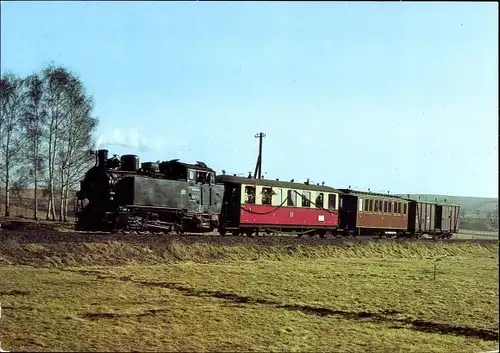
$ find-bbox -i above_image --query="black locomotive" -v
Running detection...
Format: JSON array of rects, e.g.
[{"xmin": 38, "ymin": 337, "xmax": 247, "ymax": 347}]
[{"xmin": 75, "ymin": 149, "xmax": 224, "ymax": 233}]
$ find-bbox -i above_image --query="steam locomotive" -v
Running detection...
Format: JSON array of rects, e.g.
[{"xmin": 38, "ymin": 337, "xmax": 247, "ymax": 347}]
[
  {"xmin": 76, "ymin": 149, "xmax": 460, "ymax": 238},
  {"xmin": 75, "ymin": 149, "xmax": 224, "ymax": 233}
]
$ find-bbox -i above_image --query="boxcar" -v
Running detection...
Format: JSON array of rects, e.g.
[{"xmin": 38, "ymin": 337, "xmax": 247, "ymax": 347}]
[
  {"xmin": 337, "ymin": 189, "xmax": 410, "ymax": 236},
  {"xmin": 216, "ymin": 175, "xmax": 342, "ymax": 236},
  {"xmin": 407, "ymin": 200, "xmax": 460, "ymax": 238}
]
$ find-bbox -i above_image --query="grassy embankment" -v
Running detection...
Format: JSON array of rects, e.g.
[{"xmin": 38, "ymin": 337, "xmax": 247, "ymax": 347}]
[{"xmin": 0, "ymin": 238, "xmax": 498, "ymax": 352}]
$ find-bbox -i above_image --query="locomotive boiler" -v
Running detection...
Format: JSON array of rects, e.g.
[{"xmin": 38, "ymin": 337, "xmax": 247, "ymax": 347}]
[{"xmin": 75, "ymin": 149, "xmax": 224, "ymax": 233}]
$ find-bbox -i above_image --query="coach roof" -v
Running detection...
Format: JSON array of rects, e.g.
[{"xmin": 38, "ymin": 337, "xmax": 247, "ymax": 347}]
[
  {"xmin": 216, "ymin": 175, "xmax": 344, "ymax": 193},
  {"xmin": 337, "ymin": 188, "xmax": 407, "ymax": 200}
]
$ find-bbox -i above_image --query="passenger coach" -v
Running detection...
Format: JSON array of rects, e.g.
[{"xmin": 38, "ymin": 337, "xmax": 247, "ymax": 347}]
[
  {"xmin": 338, "ymin": 189, "xmax": 410, "ymax": 237},
  {"xmin": 216, "ymin": 175, "xmax": 342, "ymax": 237}
]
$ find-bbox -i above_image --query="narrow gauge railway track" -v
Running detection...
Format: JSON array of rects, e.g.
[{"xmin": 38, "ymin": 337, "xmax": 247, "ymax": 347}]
[{"xmin": 0, "ymin": 229, "xmax": 497, "ymax": 246}]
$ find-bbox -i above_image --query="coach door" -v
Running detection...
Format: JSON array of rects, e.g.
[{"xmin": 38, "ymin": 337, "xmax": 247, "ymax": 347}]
[{"xmin": 220, "ymin": 183, "xmax": 240, "ymax": 226}]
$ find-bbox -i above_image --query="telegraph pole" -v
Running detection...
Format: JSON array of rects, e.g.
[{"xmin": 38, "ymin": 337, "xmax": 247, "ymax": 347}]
[{"xmin": 253, "ymin": 132, "xmax": 266, "ymax": 179}]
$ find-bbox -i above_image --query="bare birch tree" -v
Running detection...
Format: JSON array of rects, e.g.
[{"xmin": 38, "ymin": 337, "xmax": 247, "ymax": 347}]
[
  {"xmin": 1, "ymin": 65, "xmax": 98, "ymax": 221},
  {"xmin": 21, "ymin": 73, "xmax": 47, "ymax": 220},
  {"xmin": 56, "ymin": 76, "xmax": 97, "ymax": 221},
  {"xmin": 0, "ymin": 73, "xmax": 27, "ymax": 217},
  {"xmin": 42, "ymin": 66, "xmax": 73, "ymax": 220}
]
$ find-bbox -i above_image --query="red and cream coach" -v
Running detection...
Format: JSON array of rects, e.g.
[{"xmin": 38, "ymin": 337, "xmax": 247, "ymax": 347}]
[{"xmin": 216, "ymin": 175, "xmax": 342, "ymax": 237}]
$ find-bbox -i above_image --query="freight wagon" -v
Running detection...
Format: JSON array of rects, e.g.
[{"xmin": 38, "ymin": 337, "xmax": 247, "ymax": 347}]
[{"xmin": 407, "ymin": 200, "xmax": 460, "ymax": 238}]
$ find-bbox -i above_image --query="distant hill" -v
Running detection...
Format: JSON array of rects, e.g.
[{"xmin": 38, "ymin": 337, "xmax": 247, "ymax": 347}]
[{"xmin": 396, "ymin": 194, "xmax": 498, "ymax": 218}]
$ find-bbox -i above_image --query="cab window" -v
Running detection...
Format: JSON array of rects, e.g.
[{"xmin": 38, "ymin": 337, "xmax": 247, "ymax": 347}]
[{"xmin": 188, "ymin": 169, "xmax": 196, "ymax": 181}]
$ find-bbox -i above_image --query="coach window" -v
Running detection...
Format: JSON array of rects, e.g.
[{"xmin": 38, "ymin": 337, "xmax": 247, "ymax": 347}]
[
  {"xmin": 388, "ymin": 202, "xmax": 393, "ymax": 213},
  {"xmin": 403, "ymin": 203, "xmax": 407, "ymax": 215},
  {"xmin": 302, "ymin": 191, "xmax": 311, "ymax": 207},
  {"xmin": 375, "ymin": 200, "xmax": 379, "ymax": 212},
  {"xmin": 364, "ymin": 199, "xmax": 369, "ymax": 212},
  {"xmin": 327, "ymin": 193, "xmax": 337, "ymax": 210},
  {"xmin": 369, "ymin": 199, "xmax": 374, "ymax": 212},
  {"xmin": 287, "ymin": 190, "xmax": 297, "ymax": 207},
  {"xmin": 244, "ymin": 186, "xmax": 256, "ymax": 204},
  {"xmin": 262, "ymin": 187, "xmax": 273, "ymax": 205},
  {"xmin": 274, "ymin": 189, "xmax": 283, "ymax": 206},
  {"xmin": 399, "ymin": 203, "xmax": 402, "ymax": 214},
  {"xmin": 316, "ymin": 193, "xmax": 324, "ymax": 209},
  {"xmin": 395, "ymin": 202, "xmax": 400, "ymax": 214},
  {"xmin": 384, "ymin": 201, "xmax": 388, "ymax": 213}
]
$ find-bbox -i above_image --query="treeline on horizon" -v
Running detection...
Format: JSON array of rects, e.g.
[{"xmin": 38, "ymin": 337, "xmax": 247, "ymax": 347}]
[{"xmin": 0, "ymin": 64, "xmax": 98, "ymax": 222}]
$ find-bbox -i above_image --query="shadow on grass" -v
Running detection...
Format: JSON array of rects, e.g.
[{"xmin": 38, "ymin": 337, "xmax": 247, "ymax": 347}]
[
  {"xmin": 136, "ymin": 281, "xmax": 498, "ymax": 341},
  {"xmin": 82, "ymin": 308, "xmax": 169, "ymax": 320},
  {"xmin": 0, "ymin": 290, "xmax": 30, "ymax": 296},
  {"xmin": 75, "ymin": 272, "xmax": 498, "ymax": 342}
]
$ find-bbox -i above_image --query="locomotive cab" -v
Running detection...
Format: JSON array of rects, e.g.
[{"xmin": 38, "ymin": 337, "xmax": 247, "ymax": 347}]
[{"xmin": 159, "ymin": 159, "xmax": 216, "ymax": 184}]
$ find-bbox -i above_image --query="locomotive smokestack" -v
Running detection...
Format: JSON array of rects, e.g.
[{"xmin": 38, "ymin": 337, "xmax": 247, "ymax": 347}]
[{"xmin": 98, "ymin": 149, "xmax": 108, "ymax": 167}]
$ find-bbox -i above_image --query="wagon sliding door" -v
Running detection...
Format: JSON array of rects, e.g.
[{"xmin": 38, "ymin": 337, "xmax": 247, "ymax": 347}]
[{"xmin": 435, "ymin": 205, "xmax": 443, "ymax": 232}]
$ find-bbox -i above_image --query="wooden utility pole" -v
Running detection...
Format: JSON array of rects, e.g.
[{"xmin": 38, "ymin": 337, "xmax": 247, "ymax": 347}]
[{"xmin": 253, "ymin": 132, "xmax": 266, "ymax": 179}]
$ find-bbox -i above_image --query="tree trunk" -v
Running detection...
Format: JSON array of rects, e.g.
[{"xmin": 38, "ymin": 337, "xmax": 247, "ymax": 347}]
[
  {"xmin": 33, "ymin": 172, "xmax": 38, "ymax": 220},
  {"xmin": 49, "ymin": 139, "xmax": 57, "ymax": 220},
  {"xmin": 59, "ymin": 167, "xmax": 65, "ymax": 221},
  {"xmin": 47, "ymin": 116, "xmax": 54, "ymax": 221},
  {"xmin": 46, "ymin": 197, "xmax": 52, "ymax": 221},
  {"xmin": 63, "ymin": 186, "xmax": 70, "ymax": 222},
  {"xmin": 4, "ymin": 179, "xmax": 10, "ymax": 217}
]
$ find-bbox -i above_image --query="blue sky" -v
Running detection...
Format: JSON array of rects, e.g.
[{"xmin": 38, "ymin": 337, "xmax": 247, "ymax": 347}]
[{"xmin": 1, "ymin": 1, "xmax": 498, "ymax": 197}]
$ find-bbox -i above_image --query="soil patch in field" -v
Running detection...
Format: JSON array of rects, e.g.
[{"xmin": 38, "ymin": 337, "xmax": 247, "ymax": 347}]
[{"xmin": 0, "ymin": 220, "xmax": 59, "ymax": 232}]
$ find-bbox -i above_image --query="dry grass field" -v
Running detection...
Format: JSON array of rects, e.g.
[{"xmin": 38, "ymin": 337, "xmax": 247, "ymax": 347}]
[{"xmin": 0, "ymin": 238, "xmax": 498, "ymax": 352}]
